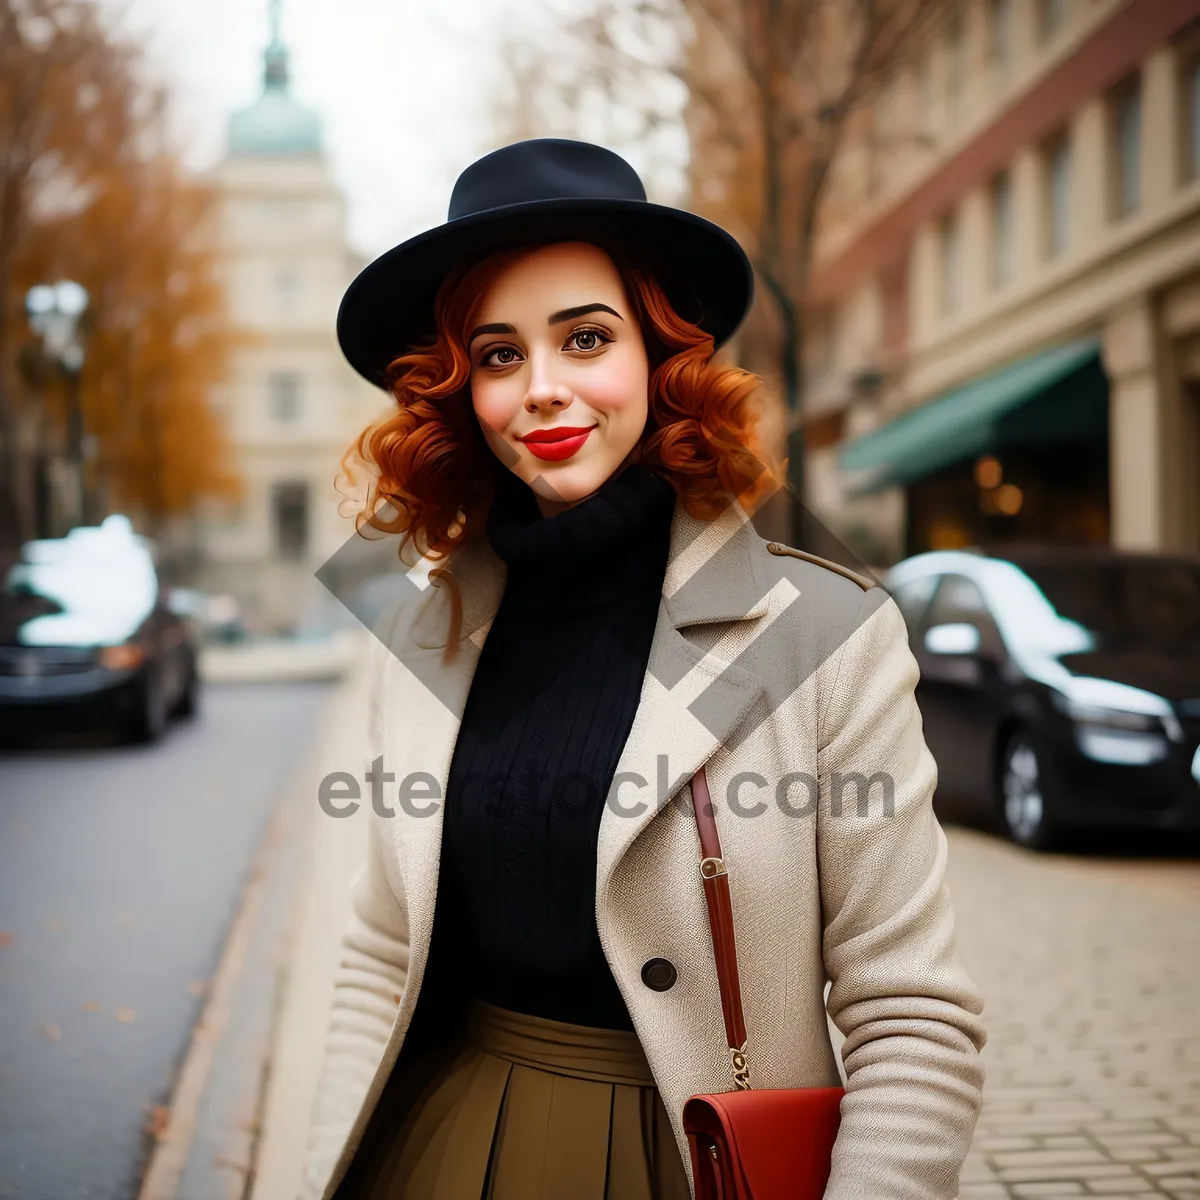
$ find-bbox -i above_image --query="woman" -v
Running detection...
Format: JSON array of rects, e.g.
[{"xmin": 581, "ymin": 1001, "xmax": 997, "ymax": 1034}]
[{"xmin": 302, "ymin": 139, "xmax": 986, "ymax": 1200}]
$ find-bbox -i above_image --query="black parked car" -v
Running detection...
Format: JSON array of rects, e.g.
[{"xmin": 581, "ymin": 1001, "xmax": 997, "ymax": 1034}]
[
  {"xmin": 885, "ymin": 546, "xmax": 1200, "ymax": 849},
  {"xmin": 0, "ymin": 515, "xmax": 200, "ymax": 745}
]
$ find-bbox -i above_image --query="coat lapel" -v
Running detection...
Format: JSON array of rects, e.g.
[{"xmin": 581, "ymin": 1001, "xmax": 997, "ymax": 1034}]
[
  {"xmin": 378, "ymin": 534, "xmax": 507, "ymax": 948},
  {"xmin": 595, "ymin": 497, "xmax": 772, "ymax": 902}
]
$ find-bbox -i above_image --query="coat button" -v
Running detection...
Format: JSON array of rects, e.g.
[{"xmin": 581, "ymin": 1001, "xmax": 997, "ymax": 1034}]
[{"xmin": 641, "ymin": 957, "xmax": 677, "ymax": 991}]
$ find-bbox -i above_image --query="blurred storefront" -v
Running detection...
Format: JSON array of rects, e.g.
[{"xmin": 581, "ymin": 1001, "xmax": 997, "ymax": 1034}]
[
  {"xmin": 842, "ymin": 337, "xmax": 1112, "ymax": 551},
  {"xmin": 805, "ymin": 0, "xmax": 1200, "ymax": 564},
  {"xmin": 192, "ymin": 4, "xmax": 383, "ymax": 635}
]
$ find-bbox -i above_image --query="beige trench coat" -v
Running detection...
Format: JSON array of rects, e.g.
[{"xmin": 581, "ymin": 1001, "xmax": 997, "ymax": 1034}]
[{"xmin": 300, "ymin": 496, "xmax": 986, "ymax": 1200}]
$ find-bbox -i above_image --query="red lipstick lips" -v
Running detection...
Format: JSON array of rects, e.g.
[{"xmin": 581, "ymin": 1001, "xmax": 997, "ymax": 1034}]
[{"xmin": 517, "ymin": 424, "xmax": 597, "ymax": 462}]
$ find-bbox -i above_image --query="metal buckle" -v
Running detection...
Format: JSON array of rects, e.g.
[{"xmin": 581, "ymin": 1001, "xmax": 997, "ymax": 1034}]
[
  {"xmin": 730, "ymin": 1042, "xmax": 751, "ymax": 1090},
  {"xmin": 699, "ymin": 856, "xmax": 726, "ymax": 879}
]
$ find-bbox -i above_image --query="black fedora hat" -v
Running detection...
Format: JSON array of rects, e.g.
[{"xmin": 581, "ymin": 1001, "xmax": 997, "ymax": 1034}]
[{"xmin": 337, "ymin": 138, "xmax": 754, "ymax": 388}]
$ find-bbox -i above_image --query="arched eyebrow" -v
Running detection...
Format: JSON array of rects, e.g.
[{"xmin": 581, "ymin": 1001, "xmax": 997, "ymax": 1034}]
[
  {"xmin": 547, "ymin": 303, "xmax": 624, "ymax": 325},
  {"xmin": 468, "ymin": 322, "xmax": 516, "ymax": 344}
]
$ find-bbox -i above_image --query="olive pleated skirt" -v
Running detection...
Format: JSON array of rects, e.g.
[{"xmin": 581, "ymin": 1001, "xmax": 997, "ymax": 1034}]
[{"xmin": 343, "ymin": 998, "xmax": 692, "ymax": 1200}]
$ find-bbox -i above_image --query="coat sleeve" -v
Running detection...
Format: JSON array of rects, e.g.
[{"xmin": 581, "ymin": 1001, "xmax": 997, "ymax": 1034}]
[
  {"xmin": 814, "ymin": 586, "xmax": 986, "ymax": 1200},
  {"xmin": 299, "ymin": 632, "xmax": 412, "ymax": 1200}
]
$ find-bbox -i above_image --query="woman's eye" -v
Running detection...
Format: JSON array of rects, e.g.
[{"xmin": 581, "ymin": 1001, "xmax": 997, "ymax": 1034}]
[
  {"xmin": 483, "ymin": 347, "xmax": 519, "ymax": 367},
  {"xmin": 567, "ymin": 328, "xmax": 610, "ymax": 353}
]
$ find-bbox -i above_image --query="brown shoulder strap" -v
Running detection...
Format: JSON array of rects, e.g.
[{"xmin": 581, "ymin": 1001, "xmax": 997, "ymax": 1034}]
[
  {"xmin": 765, "ymin": 541, "xmax": 876, "ymax": 592},
  {"xmin": 690, "ymin": 766, "xmax": 752, "ymax": 1090}
]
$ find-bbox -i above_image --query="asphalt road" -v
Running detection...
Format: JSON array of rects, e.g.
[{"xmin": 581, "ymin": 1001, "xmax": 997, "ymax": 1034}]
[{"xmin": 0, "ymin": 680, "xmax": 335, "ymax": 1200}]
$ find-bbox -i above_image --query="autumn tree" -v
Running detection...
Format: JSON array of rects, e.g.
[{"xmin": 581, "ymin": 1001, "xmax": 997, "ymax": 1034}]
[
  {"xmin": 0, "ymin": 0, "xmax": 239, "ymax": 559},
  {"xmin": 491, "ymin": 0, "xmax": 949, "ymax": 538}
]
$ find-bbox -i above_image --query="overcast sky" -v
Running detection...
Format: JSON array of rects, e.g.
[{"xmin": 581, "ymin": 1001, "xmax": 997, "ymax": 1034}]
[
  {"xmin": 99, "ymin": 0, "xmax": 690, "ymax": 264},
  {"xmin": 102, "ymin": 0, "xmax": 526, "ymax": 259}
]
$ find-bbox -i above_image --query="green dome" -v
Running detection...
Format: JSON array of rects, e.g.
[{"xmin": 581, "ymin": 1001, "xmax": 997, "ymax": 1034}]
[{"xmin": 228, "ymin": 38, "xmax": 322, "ymax": 156}]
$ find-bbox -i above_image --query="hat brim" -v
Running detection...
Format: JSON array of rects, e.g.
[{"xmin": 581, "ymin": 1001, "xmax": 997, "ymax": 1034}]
[{"xmin": 337, "ymin": 197, "xmax": 754, "ymax": 388}]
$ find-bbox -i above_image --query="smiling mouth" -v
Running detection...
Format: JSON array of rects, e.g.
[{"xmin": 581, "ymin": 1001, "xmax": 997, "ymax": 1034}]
[{"xmin": 518, "ymin": 424, "xmax": 598, "ymax": 461}]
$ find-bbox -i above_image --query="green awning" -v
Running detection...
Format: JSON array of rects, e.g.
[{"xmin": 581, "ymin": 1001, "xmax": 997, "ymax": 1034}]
[{"xmin": 838, "ymin": 335, "xmax": 1106, "ymax": 493}]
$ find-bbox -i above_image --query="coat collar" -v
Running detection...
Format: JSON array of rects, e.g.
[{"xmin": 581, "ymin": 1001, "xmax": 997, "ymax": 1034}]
[
  {"xmin": 409, "ymin": 492, "xmax": 773, "ymax": 648},
  {"xmin": 382, "ymin": 493, "xmax": 772, "ymax": 926}
]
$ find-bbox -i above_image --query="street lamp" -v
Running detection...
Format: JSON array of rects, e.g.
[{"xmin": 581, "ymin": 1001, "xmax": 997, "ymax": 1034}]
[{"xmin": 25, "ymin": 281, "xmax": 91, "ymax": 528}]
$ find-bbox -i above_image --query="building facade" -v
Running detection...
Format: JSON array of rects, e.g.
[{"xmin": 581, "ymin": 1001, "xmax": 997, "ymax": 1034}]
[
  {"xmin": 194, "ymin": 9, "xmax": 384, "ymax": 634},
  {"xmin": 804, "ymin": 0, "xmax": 1200, "ymax": 564}
]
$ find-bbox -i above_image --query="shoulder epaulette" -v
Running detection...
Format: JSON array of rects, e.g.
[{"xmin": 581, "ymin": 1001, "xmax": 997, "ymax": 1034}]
[{"xmin": 765, "ymin": 542, "xmax": 877, "ymax": 593}]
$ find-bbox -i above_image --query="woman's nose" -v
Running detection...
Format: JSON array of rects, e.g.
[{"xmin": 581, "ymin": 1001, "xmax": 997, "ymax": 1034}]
[{"xmin": 524, "ymin": 354, "xmax": 573, "ymax": 413}]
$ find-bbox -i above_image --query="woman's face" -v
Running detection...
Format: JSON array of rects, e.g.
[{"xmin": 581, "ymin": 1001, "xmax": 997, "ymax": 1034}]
[{"xmin": 468, "ymin": 241, "xmax": 649, "ymax": 517}]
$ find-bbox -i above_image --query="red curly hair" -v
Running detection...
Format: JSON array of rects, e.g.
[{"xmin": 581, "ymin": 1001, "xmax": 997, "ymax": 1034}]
[{"xmin": 338, "ymin": 240, "xmax": 780, "ymax": 633}]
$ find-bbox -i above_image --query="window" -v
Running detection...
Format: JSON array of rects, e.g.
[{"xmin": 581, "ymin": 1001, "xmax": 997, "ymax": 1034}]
[
  {"xmin": 945, "ymin": 8, "xmax": 967, "ymax": 123},
  {"xmin": 875, "ymin": 76, "xmax": 898, "ymax": 146},
  {"xmin": 890, "ymin": 574, "xmax": 940, "ymax": 638},
  {"xmin": 808, "ymin": 310, "xmax": 835, "ymax": 380},
  {"xmin": 1014, "ymin": 559, "xmax": 1200, "ymax": 643},
  {"xmin": 262, "ymin": 201, "xmax": 304, "ymax": 225},
  {"xmin": 268, "ymin": 372, "xmax": 302, "ymax": 423},
  {"xmin": 991, "ymin": 171, "xmax": 1015, "ymax": 288},
  {"xmin": 220, "ymin": 496, "xmax": 245, "ymax": 527},
  {"xmin": 1110, "ymin": 76, "xmax": 1142, "ymax": 219},
  {"xmin": 272, "ymin": 481, "xmax": 309, "ymax": 560},
  {"xmin": 928, "ymin": 574, "xmax": 990, "ymax": 623},
  {"xmin": 870, "ymin": 78, "xmax": 898, "ymax": 195},
  {"xmin": 1043, "ymin": 133, "xmax": 1072, "ymax": 259},
  {"xmin": 1184, "ymin": 53, "xmax": 1200, "ymax": 182},
  {"xmin": 939, "ymin": 210, "xmax": 963, "ymax": 316},
  {"xmin": 989, "ymin": 0, "xmax": 1014, "ymax": 85},
  {"xmin": 917, "ymin": 51, "xmax": 934, "ymax": 131},
  {"xmin": 1038, "ymin": 0, "xmax": 1067, "ymax": 43},
  {"xmin": 926, "ymin": 574, "xmax": 1006, "ymax": 657},
  {"xmin": 274, "ymin": 267, "xmax": 300, "ymax": 315}
]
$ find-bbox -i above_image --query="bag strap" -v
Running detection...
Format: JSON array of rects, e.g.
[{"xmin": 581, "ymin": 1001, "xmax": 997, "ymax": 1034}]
[{"xmin": 689, "ymin": 766, "xmax": 752, "ymax": 1091}]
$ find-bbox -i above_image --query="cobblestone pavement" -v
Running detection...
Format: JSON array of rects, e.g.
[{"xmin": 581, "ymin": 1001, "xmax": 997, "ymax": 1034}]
[{"xmin": 944, "ymin": 828, "xmax": 1200, "ymax": 1200}]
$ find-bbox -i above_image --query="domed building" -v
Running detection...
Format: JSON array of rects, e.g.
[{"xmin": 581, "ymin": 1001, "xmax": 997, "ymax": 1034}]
[{"xmin": 196, "ymin": 2, "xmax": 385, "ymax": 635}]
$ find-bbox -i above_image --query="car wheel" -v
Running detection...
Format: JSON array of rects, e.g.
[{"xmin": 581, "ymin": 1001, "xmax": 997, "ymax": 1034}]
[
  {"xmin": 172, "ymin": 658, "xmax": 200, "ymax": 720},
  {"xmin": 999, "ymin": 731, "xmax": 1058, "ymax": 850},
  {"xmin": 126, "ymin": 667, "xmax": 169, "ymax": 744}
]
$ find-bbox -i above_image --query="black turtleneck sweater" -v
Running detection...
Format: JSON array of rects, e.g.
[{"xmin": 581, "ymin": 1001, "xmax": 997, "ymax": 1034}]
[{"xmin": 428, "ymin": 461, "xmax": 677, "ymax": 1031}]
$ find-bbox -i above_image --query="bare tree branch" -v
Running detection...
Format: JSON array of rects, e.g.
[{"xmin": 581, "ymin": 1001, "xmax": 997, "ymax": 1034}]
[{"xmin": 486, "ymin": 0, "xmax": 952, "ymax": 520}]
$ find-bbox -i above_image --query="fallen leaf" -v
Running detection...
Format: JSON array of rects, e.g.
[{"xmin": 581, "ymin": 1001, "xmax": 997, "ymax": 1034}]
[
  {"xmin": 147, "ymin": 1106, "xmax": 170, "ymax": 1139},
  {"xmin": 186, "ymin": 979, "xmax": 208, "ymax": 997},
  {"xmin": 0, "ymin": 932, "xmax": 13, "ymax": 947},
  {"xmin": 80, "ymin": 1000, "xmax": 101, "ymax": 1014},
  {"xmin": 114, "ymin": 1006, "xmax": 138, "ymax": 1023},
  {"xmin": 44, "ymin": 916, "xmax": 64, "ymax": 934},
  {"xmin": 394, "ymin": 994, "xmax": 402, "ymax": 1005},
  {"xmin": 39, "ymin": 1025, "xmax": 62, "ymax": 1042}
]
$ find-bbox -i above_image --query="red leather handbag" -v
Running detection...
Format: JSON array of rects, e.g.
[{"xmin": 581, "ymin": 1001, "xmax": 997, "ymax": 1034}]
[{"xmin": 682, "ymin": 766, "xmax": 845, "ymax": 1200}]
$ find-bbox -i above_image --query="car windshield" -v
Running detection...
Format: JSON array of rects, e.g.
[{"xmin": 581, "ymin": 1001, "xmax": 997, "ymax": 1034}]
[
  {"xmin": 1010, "ymin": 558, "xmax": 1200, "ymax": 646},
  {"xmin": 0, "ymin": 517, "xmax": 158, "ymax": 647}
]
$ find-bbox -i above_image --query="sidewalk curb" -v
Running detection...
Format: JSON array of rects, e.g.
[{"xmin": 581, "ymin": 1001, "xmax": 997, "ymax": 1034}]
[
  {"xmin": 248, "ymin": 637, "xmax": 375, "ymax": 1200},
  {"xmin": 132, "ymin": 632, "xmax": 371, "ymax": 1200},
  {"xmin": 135, "ymin": 804, "xmax": 283, "ymax": 1200},
  {"xmin": 199, "ymin": 632, "xmax": 360, "ymax": 686}
]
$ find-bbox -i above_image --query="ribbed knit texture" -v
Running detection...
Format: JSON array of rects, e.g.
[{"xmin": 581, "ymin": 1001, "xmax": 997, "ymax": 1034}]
[{"xmin": 428, "ymin": 461, "xmax": 677, "ymax": 1030}]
